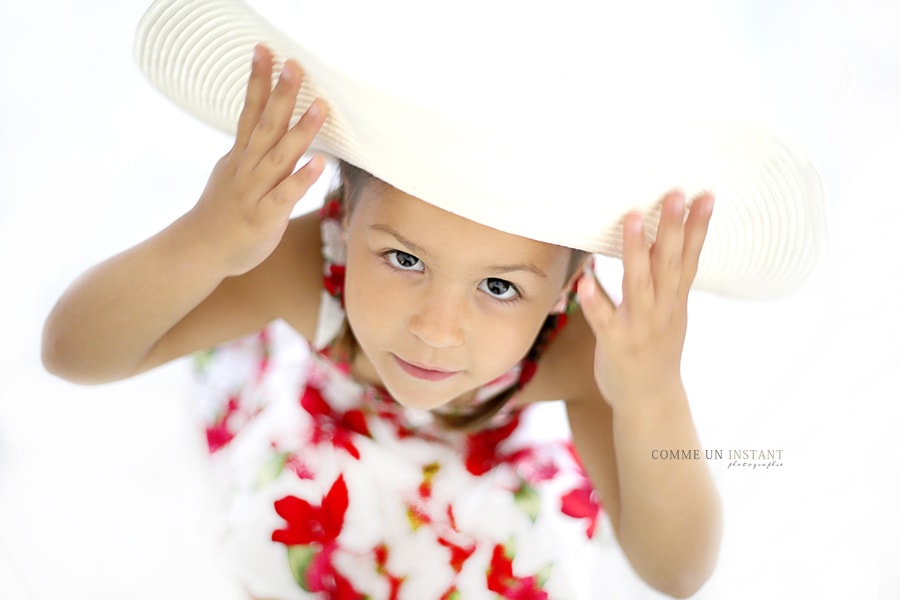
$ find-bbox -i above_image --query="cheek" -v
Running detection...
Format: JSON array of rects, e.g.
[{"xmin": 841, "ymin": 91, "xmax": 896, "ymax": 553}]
[
  {"xmin": 343, "ymin": 250, "xmax": 404, "ymax": 344},
  {"xmin": 470, "ymin": 308, "xmax": 549, "ymax": 370},
  {"xmin": 344, "ymin": 260, "xmax": 375, "ymax": 331}
]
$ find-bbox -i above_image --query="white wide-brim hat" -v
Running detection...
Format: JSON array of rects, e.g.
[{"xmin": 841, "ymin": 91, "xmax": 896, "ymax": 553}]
[{"xmin": 135, "ymin": 0, "xmax": 827, "ymax": 298}]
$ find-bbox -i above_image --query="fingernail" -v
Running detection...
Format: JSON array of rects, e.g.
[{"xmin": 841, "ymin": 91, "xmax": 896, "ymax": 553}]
[
  {"xmin": 627, "ymin": 214, "xmax": 643, "ymax": 235},
  {"xmin": 280, "ymin": 61, "xmax": 297, "ymax": 82},
  {"xmin": 306, "ymin": 100, "xmax": 321, "ymax": 119},
  {"xmin": 693, "ymin": 193, "xmax": 714, "ymax": 216},
  {"xmin": 578, "ymin": 268, "xmax": 597, "ymax": 300},
  {"xmin": 307, "ymin": 155, "xmax": 324, "ymax": 172},
  {"xmin": 252, "ymin": 44, "xmax": 264, "ymax": 65}
]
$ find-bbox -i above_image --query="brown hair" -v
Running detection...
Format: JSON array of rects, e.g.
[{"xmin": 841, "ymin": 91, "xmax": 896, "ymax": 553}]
[{"xmin": 335, "ymin": 161, "xmax": 585, "ymax": 431}]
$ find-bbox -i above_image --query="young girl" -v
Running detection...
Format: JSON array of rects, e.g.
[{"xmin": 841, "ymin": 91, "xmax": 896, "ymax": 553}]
[{"xmin": 42, "ymin": 0, "xmax": 825, "ymax": 598}]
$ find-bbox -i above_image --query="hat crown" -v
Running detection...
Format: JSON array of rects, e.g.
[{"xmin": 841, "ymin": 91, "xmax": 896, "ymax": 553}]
[
  {"xmin": 251, "ymin": 0, "xmax": 768, "ymax": 125},
  {"xmin": 136, "ymin": 0, "xmax": 828, "ymax": 297}
]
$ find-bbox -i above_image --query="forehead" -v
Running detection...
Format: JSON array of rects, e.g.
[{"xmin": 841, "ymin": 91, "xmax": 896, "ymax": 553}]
[{"xmin": 349, "ymin": 184, "xmax": 571, "ymax": 275}]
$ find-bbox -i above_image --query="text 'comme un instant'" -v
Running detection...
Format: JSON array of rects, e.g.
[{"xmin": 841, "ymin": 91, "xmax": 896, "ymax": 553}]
[{"xmin": 651, "ymin": 448, "xmax": 784, "ymax": 470}]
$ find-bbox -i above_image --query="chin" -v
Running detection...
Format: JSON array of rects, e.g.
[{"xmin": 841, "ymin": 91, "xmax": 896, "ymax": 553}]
[
  {"xmin": 368, "ymin": 357, "xmax": 465, "ymax": 411},
  {"xmin": 383, "ymin": 384, "xmax": 457, "ymax": 412},
  {"xmin": 374, "ymin": 372, "xmax": 462, "ymax": 411}
]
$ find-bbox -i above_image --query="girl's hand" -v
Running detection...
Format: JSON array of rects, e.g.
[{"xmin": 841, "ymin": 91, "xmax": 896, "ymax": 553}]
[
  {"xmin": 185, "ymin": 44, "xmax": 328, "ymax": 277},
  {"xmin": 577, "ymin": 190, "xmax": 714, "ymax": 412}
]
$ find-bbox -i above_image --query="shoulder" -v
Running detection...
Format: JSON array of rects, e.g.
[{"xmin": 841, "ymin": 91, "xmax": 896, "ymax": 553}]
[
  {"xmin": 134, "ymin": 208, "xmax": 325, "ymax": 372},
  {"xmin": 211, "ymin": 207, "xmax": 324, "ymax": 341},
  {"xmin": 515, "ymin": 306, "xmax": 602, "ymax": 407},
  {"xmin": 257, "ymin": 208, "xmax": 324, "ymax": 339}
]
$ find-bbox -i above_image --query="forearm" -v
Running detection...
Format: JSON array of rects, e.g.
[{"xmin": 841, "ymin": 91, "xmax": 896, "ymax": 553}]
[
  {"xmin": 42, "ymin": 213, "xmax": 226, "ymax": 383},
  {"xmin": 43, "ymin": 49, "xmax": 329, "ymax": 385},
  {"xmin": 612, "ymin": 384, "xmax": 721, "ymax": 598}
]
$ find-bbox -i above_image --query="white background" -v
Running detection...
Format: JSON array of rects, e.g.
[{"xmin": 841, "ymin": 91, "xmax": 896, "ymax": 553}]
[{"xmin": 1, "ymin": 1, "xmax": 898, "ymax": 599}]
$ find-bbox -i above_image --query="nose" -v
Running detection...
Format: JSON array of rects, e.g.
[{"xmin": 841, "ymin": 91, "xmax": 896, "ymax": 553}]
[{"xmin": 408, "ymin": 291, "xmax": 466, "ymax": 349}]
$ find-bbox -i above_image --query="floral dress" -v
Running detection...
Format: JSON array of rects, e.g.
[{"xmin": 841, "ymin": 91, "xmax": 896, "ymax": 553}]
[{"xmin": 193, "ymin": 198, "xmax": 613, "ymax": 599}]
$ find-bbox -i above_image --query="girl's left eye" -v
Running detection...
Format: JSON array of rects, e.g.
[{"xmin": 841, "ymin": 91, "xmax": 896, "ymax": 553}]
[
  {"xmin": 386, "ymin": 250, "xmax": 424, "ymax": 271},
  {"xmin": 478, "ymin": 278, "xmax": 520, "ymax": 301}
]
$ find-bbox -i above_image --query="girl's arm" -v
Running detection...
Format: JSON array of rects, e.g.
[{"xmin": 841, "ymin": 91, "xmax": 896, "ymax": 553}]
[
  {"xmin": 566, "ymin": 370, "xmax": 721, "ymax": 599},
  {"xmin": 561, "ymin": 190, "xmax": 722, "ymax": 598},
  {"xmin": 42, "ymin": 46, "xmax": 327, "ymax": 384}
]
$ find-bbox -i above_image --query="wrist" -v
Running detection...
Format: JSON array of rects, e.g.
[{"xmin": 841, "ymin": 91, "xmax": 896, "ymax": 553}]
[
  {"xmin": 607, "ymin": 381, "xmax": 700, "ymax": 453},
  {"xmin": 610, "ymin": 381, "xmax": 702, "ymax": 461},
  {"xmin": 167, "ymin": 209, "xmax": 247, "ymax": 279},
  {"xmin": 604, "ymin": 375, "xmax": 687, "ymax": 419}
]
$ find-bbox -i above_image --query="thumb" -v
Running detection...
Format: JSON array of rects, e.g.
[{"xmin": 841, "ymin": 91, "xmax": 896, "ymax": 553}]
[{"xmin": 576, "ymin": 268, "xmax": 616, "ymax": 339}]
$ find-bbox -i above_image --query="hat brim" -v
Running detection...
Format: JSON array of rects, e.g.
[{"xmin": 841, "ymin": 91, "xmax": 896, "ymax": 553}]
[{"xmin": 135, "ymin": 0, "xmax": 828, "ymax": 298}]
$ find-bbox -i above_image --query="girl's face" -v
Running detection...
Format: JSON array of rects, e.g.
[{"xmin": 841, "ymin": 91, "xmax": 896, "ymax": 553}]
[{"xmin": 343, "ymin": 184, "xmax": 574, "ymax": 410}]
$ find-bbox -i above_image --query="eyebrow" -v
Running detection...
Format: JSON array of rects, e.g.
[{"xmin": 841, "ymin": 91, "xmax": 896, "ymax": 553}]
[{"xmin": 369, "ymin": 224, "xmax": 548, "ymax": 278}]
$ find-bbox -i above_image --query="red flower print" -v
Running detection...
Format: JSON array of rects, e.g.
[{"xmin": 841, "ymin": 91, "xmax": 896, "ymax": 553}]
[
  {"xmin": 384, "ymin": 573, "xmax": 404, "ymax": 600},
  {"xmin": 486, "ymin": 543, "xmax": 549, "ymax": 600},
  {"xmin": 506, "ymin": 447, "xmax": 559, "ymax": 485},
  {"xmin": 272, "ymin": 475, "xmax": 349, "ymax": 546},
  {"xmin": 446, "ymin": 505, "xmax": 459, "ymax": 531},
  {"xmin": 274, "ymin": 480, "xmax": 361, "ymax": 600},
  {"xmin": 303, "ymin": 543, "xmax": 364, "ymax": 599},
  {"xmin": 320, "ymin": 196, "xmax": 344, "ymax": 221},
  {"xmin": 256, "ymin": 448, "xmax": 315, "ymax": 486},
  {"xmin": 464, "ymin": 414, "xmax": 521, "ymax": 476},
  {"xmin": 375, "ymin": 405, "xmax": 419, "ymax": 440},
  {"xmin": 405, "ymin": 502, "xmax": 432, "ymax": 531},
  {"xmin": 374, "ymin": 543, "xmax": 388, "ymax": 567},
  {"xmin": 285, "ymin": 453, "xmax": 315, "ymax": 480},
  {"xmin": 205, "ymin": 396, "xmax": 241, "ymax": 453},
  {"xmin": 323, "ymin": 263, "xmax": 346, "ymax": 300},
  {"xmin": 438, "ymin": 536, "xmax": 476, "ymax": 574},
  {"xmin": 440, "ymin": 586, "xmax": 462, "ymax": 600},
  {"xmin": 519, "ymin": 360, "xmax": 538, "ymax": 388},
  {"xmin": 254, "ymin": 327, "xmax": 272, "ymax": 383},
  {"xmin": 417, "ymin": 462, "xmax": 441, "ymax": 500},
  {"xmin": 559, "ymin": 481, "xmax": 601, "ymax": 539},
  {"xmin": 301, "ymin": 384, "xmax": 371, "ymax": 459},
  {"xmin": 373, "ymin": 543, "xmax": 405, "ymax": 600}
]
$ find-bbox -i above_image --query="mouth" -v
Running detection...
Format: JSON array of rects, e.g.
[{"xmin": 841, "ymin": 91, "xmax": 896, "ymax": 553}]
[{"xmin": 391, "ymin": 354, "xmax": 462, "ymax": 382}]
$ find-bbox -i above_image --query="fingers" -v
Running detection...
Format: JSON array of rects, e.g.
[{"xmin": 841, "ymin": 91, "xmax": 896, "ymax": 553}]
[
  {"xmin": 267, "ymin": 154, "xmax": 328, "ymax": 210},
  {"xmin": 619, "ymin": 189, "xmax": 712, "ymax": 315},
  {"xmin": 679, "ymin": 192, "xmax": 714, "ymax": 295},
  {"xmin": 234, "ymin": 45, "xmax": 273, "ymax": 153},
  {"xmin": 257, "ymin": 94, "xmax": 329, "ymax": 211},
  {"xmin": 231, "ymin": 44, "xmax": 329, "ymax": 202},
  {"xmin": 650, "ymin": 191, "xmax": 685, "ymax": 301},
  {"xmin": 244, "ymin": 58, "xmax": 306, "ymax": 166},
  {"xmin": 621, "ymin": 211, "xmax": 653, "ymax": 314}
]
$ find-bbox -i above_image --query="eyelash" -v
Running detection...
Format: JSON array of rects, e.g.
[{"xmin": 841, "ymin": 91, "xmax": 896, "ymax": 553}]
[{"xmin": 381, "ymin": 250, "xmax": 523, "ymax": 304}]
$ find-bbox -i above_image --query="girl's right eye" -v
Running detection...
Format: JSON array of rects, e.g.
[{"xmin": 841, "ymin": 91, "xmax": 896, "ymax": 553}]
[{"xmin": 386, "ymin": 250, "xmax": 424, "ymax": 272}]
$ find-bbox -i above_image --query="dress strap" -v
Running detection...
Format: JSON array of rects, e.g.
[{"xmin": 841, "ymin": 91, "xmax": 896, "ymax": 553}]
[{"xmin": 312, "ymin": 194, "xmax": 349, "ymax": 350}]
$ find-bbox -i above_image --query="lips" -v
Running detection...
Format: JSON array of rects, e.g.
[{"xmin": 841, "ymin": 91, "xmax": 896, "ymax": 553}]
[{"xmin": 391, "ymin": 354, "xmax": 461, "ymax": 382}]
